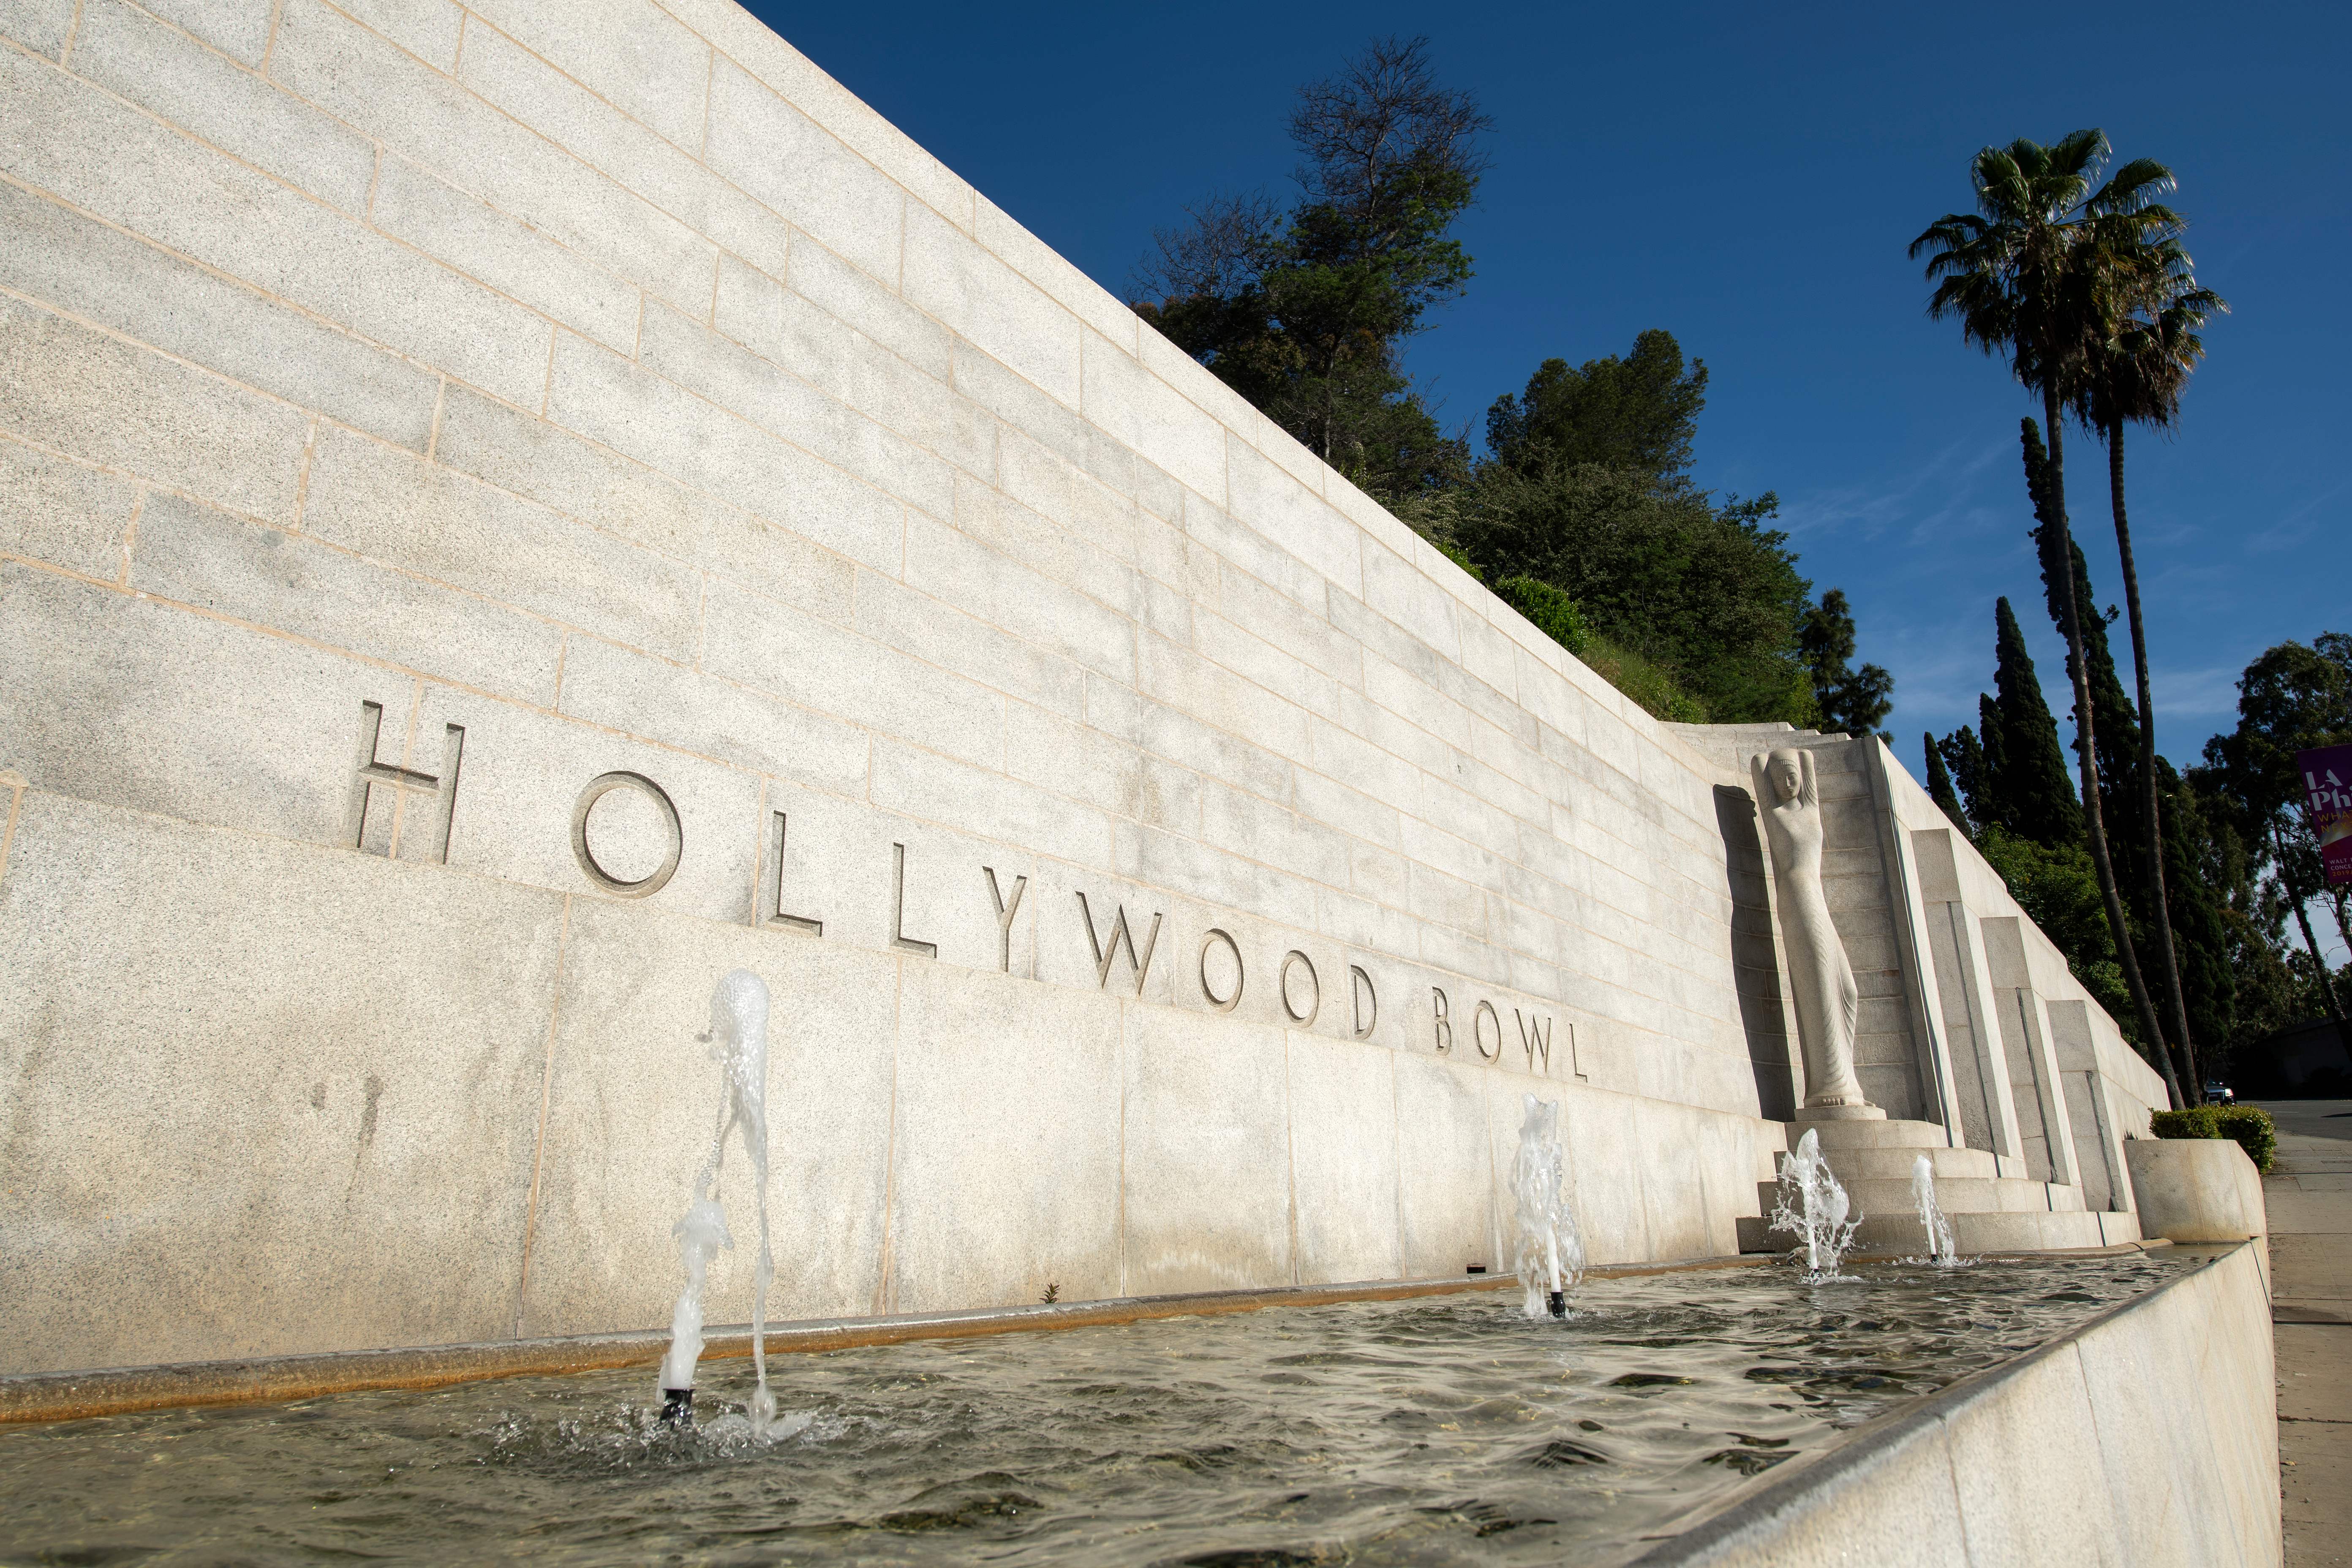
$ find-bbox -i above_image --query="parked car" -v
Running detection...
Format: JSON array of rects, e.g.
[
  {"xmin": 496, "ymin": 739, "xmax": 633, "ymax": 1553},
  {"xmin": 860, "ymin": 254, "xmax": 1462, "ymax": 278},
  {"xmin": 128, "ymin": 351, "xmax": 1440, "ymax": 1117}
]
[{"xmin": 2203, "ymin": 1081, "xmax": 2235, "ymax": 1104}]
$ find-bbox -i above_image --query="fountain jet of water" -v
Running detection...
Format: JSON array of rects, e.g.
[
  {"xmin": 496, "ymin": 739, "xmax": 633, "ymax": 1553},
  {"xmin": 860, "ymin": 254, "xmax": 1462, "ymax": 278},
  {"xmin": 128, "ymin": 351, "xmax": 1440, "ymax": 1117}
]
[
  {"xmin": 1511, "ymin": 1095, "xmax": 1584, "ymax": 1320},
  {"xmin": 1768, "ymin": 1128, "xmax": 1862, "ymax": 1281},
  {"xmin": 656, "ymin": 969, "xmax": 776, "ymax": 1432},
  {"xmin": 1910, "ymin": 1153, "xmax": 1960, "ymax": 1267}
]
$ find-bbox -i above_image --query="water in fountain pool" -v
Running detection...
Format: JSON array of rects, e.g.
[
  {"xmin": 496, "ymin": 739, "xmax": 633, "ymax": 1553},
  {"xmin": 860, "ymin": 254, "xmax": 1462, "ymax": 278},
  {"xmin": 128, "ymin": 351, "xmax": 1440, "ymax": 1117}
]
[{"xmin": 0, "ymin": 1254, "xmax": 2180, "ymax": 1565}]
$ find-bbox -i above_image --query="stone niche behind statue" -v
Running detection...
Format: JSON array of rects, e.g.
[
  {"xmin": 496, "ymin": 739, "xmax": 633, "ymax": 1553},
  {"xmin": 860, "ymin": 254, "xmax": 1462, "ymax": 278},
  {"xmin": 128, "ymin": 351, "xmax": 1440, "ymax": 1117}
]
[{"xmin": 1750, "ymin": 747, "xmax": 1874, "ymax": 1116}]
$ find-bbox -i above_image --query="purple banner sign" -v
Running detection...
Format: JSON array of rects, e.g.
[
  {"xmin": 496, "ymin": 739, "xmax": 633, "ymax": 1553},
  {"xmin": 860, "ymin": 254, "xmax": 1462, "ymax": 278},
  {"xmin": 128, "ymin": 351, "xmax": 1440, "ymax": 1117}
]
[{"xmin": 2300, "ymin": 743, "xmax": 2352, "ymax": 887}]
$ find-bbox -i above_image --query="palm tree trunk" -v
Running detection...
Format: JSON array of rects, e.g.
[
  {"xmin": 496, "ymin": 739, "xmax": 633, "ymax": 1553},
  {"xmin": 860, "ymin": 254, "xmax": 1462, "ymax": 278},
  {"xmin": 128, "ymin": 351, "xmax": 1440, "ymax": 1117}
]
[
  {"xmin": 2044, "ymin": 390, "xmax": 2185, "ymax": 1108},
  {"xmin": 2107, "ymin": 419, "xmax": 2204, "ymax": 1102},
  {"xmin": 2276, "ymin": 820, "xmax": 2352, "ymax": 1066}
]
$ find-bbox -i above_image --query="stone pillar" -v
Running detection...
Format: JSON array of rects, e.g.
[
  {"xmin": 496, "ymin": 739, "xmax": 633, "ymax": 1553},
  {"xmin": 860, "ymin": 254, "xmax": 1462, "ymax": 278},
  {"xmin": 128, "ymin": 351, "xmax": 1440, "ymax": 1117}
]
[
  {"xmin": 2045, "ymin": 999, "xmax": 2129, "ymax": 1212},
  {"xmin": 1909, "ymin": 827, "xmax": 2028, "ymax": 1162},
  {"xmin": 1860, "ymin": 740, "xmax": 1962, "ymax": 1140},
  {"xmin": 1980, "ymin": 918, "xmax": 2085, "ymax": 1189}
]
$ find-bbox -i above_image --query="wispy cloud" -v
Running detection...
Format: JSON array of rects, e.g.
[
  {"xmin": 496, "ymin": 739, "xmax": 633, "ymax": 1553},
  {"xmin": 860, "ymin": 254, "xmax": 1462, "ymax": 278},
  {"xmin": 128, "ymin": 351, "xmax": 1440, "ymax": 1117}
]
[
  {"xmin": 2152, "ymin": 664, "xmax": 2244, "ymax": 731},
  {"xmin": 1778, "ymin": 438, "xmax": 2011, "ymax": 544},
  {"xmin": 2246, "ymin": 480, "xmax": 2349, "ymax": 554}
]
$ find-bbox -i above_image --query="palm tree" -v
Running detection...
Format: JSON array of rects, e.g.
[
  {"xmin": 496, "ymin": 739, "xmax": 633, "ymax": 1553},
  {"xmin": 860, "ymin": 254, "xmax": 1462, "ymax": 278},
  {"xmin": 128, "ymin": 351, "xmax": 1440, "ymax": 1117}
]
[
  {"xmin": 1909, "ymin": 131, "xmax": 2187, "ymax": 1107},
  {"xmin": 2074, "ymin": 195, "xmax": 2227, "ymax": 1103}
]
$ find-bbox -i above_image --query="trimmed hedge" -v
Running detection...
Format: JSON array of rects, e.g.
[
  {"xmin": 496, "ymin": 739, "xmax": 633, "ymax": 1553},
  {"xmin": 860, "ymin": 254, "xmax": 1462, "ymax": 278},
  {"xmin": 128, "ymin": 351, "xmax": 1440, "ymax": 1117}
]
[
  {"xmin": 2216, "ymin": 1105, "xmax": 2278, "ymax": 1174},
  {"xmin": 2151, "ymin": 1106, "xmax": 2220, "ymax": 1141}
]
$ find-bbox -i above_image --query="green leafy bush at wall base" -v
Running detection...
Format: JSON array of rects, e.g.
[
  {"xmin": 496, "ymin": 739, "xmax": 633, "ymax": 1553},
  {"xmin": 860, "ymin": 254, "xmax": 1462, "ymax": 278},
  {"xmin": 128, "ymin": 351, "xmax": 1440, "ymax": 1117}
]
[
  {"xmin": 2216, "ymin": 1105, "xmax": 2277, "ymax": 1173},
  {"xmin": 2151, "ymin": 1106, "xmax": 2220, "ymax": 1141}
]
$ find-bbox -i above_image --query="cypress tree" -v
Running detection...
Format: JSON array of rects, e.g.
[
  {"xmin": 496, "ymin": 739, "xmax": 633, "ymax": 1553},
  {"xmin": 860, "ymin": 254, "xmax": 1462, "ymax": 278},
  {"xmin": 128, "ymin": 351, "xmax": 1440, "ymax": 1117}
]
[
  {"xmin": 2160, "ymin": 761, "xmax": 2236, "ymax": 1052},
  {"xmin": 1938, "ymin": 724, "xmax": 1989, "ymax": 828},
  {"xmin": 2021, "ymin": 416, "xmax": 2185, "ymax": 1100},
  {"xmin": 1989, "ymin": 596, "xmax": 2085, "ymax": 847},
  {"xmin": 2038, "ymin": 531, "xmax": 2146, "ymax": 892},
  {"xmin": 1925, "ymin": 733, "xmax": 1971, "ymax": 832},
  {"xmin": 1976, "ymin": 695, "xmax": 2009, "ymax": 817}
]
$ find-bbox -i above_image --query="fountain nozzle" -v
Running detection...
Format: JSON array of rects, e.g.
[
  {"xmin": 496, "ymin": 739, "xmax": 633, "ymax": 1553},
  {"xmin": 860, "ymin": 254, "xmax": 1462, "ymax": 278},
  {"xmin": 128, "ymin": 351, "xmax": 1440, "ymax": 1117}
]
[
  {"xmin": 659, "ymin": 1388, "xmax": 694, "ymax": 1428},
  {"xmin": 1547, "ymin": 1290, "xmax": 1566, "ymax": 1319}
]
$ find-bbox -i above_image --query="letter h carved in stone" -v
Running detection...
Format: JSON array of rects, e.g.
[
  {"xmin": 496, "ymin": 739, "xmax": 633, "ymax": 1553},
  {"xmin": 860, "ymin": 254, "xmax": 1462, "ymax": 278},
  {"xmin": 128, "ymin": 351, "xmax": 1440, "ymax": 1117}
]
[{"xmin": 349, "ymin": 700, "xmax": 464, "ymax": 862}]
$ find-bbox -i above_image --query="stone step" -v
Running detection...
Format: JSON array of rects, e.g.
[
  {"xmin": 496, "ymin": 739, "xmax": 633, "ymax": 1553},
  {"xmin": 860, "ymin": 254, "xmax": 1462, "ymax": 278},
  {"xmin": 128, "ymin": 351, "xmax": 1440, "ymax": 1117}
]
[
  {"xmin": 1854, "ymin": 1176, "xmax": 2085, "ymax": 1216},
  {"xmin": 1750, "ymin": 1176, "xmax": 2088, "ymax": 1221},
  {"xmin": 1782, "ymin": 1118, "xmax": 1957, "ymax": 1152},
  {"xmin": 1736, "ymin": 1206, "xmax": 2140, "ymax": 1256},
  {"xmin": 1950, "ymin": 1209, "xmax": 2134, "ymax": 1252},
  {"xmin": 1801, "ymin": 1146, "xmax": 2002, "ymax": 1182}
]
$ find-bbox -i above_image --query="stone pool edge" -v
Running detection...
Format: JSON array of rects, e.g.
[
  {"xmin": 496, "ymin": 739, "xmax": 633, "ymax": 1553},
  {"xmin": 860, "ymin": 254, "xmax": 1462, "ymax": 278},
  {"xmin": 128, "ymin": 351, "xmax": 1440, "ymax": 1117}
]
[
  {"xmin": 2, "ymin": 1255, "xmax": 1772, "ymax": 1425},
  {"xmin": 1622, "ymin": 1239, "xmax": 2279, "ymax": 1567}
]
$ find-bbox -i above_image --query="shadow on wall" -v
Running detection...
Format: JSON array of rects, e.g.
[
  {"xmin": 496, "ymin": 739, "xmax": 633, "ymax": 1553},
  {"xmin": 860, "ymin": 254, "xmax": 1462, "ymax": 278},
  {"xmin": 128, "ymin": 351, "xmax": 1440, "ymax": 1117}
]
[{"xmin": 1715, "ymin": 785, "xmax": 1797, "ymax": 1122}]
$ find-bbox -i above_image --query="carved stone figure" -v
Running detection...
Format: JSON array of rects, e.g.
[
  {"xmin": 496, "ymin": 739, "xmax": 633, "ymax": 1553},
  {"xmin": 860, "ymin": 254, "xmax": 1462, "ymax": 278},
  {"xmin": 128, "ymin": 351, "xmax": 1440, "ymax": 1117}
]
[{"xmin": 1750, "ymin": 747, "xmax": 1869, "ymax": 1110}]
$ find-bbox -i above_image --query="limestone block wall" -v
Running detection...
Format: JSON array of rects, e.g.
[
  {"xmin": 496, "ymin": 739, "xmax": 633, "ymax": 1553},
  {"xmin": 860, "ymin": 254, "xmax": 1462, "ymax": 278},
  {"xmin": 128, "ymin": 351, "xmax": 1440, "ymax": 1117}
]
[{"xmin": 0, "ymin": 0, "xmax": 1797, "ymax": 1376}]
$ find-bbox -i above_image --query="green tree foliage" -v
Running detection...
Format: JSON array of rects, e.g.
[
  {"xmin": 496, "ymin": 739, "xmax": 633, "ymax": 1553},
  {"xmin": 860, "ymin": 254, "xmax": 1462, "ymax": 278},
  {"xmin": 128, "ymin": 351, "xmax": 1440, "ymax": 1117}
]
[
  {"xmin": 1983, "ymin": 596, "xmax": 2083, "ymax": 847},
  {"xmin": 2072, "ymin": 168, "xmax": 2226, "ymax": 1092},
  {"xmin": 1493, "ymin": 575, "xmax": 1589, "ymax": 656},
  {"xmin": 1131, "ymin": 37, "xmax": 1488, "ymax": 500},
  {"xmin": 1924, "ymin": 732, "xmax": 1971, "ymax": 832},
  {"xmin": 1976, "ymin": 825, "xmax": 2135, "ymax": 1029},
  {"xmin": 2203, "ymin": 641, "xmax": 2352, "ymax": 827},
  {"xmin": 2159, "ymin": 762, "xmax": 2239, "ymax": 1056},
  {"xmin": 1915, "ymin": 130, "xmax": 2189, "ymax": 1103},
  {"xmin": 1937, "ymin": 724, "xmax": 1990, "ymax": 826},
  {"xmin": 1484, "ymin": 331, "xmax": 1707, "ymax": 481},
  {"xmin": 1140, "ymin": 60, "xmax": 1871, "ymax": 728},
  {"xmin": 1399, "ymin": 322, "xmax": 1844, "ymax": 727},
  {"xmin": 2028, "ymin": 421, "xmax": 2143, "ymax": 829},
  {"xmin": 1799, "ymin": 589, "xmax": 1895, "ymax": 739},
  {"xmin": 1429, "ymin": 462, "xmax": 1816, "ymax": 724}
]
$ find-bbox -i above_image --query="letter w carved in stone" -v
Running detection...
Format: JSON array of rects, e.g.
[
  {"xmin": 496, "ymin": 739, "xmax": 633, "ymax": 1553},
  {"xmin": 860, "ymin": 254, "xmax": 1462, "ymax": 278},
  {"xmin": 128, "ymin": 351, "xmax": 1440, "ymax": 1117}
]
[
  {"xmin": 1514, "ymin": 1009, "xmax": 1552, "ymax": 1074},
  {"xmin": 1077, "ymin": 891, "xmax": 1161, "ymax": 996}
]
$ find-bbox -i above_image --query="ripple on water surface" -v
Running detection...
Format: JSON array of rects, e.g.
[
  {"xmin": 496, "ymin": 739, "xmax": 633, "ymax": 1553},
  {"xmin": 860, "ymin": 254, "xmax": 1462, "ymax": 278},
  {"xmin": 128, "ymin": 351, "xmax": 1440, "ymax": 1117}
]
[{"xmin": 0, "ymin": 1255, "xmax": 2182, "ymax": 1565}]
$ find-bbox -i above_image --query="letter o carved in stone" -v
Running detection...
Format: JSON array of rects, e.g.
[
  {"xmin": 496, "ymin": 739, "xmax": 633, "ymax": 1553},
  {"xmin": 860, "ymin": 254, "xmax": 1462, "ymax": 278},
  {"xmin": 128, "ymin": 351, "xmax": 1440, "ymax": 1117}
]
[
  {"xmin": 1279, "ymin": 950, "xmax": 1319, "ymax": 1026},
  {"xmin": 1199, "ymin": 928, "xmax": 1244, "ymax": 1013},
  {"xmin": 1473, "ymin": 999, "xmax": 1502, "ymax": 1060},
  {"xmin": 570, "ymin": 771, "xmax": 682, "ymax": 898}
]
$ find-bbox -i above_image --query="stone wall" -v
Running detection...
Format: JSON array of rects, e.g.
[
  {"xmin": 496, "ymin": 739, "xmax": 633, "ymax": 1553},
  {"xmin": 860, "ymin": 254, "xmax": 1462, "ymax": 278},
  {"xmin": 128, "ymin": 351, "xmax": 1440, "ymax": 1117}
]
[
  {"xmin": 0, "ymin": 0, "xmax": 1794, "ymax": 1376},
  {"xmin": 0, "ymin": 0, "xmax": 2161, "ymax": 1377}
]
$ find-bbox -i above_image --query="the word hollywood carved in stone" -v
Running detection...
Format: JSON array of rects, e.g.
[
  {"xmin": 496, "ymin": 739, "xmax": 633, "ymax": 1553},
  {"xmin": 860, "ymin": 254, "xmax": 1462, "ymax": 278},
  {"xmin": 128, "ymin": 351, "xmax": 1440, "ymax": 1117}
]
[{"xmin": 343, "ymin": 701, "xmax": 1567, "ymax": 1074}]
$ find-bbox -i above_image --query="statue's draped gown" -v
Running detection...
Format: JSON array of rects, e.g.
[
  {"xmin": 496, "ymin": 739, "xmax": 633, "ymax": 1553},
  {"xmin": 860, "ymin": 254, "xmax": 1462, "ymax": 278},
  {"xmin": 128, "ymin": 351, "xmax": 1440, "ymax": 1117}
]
[{"xmin": 1764, "ymin": 791, "xmax": 1866, "ymax": 1108}]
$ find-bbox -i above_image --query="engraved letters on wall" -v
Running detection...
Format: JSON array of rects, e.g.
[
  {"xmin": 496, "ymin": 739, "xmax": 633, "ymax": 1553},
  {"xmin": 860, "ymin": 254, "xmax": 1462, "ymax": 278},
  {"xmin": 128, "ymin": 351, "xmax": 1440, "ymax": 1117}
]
[{"xmin": 328, "ymin": 720, "xmax": 1566, "ymax": 1072}]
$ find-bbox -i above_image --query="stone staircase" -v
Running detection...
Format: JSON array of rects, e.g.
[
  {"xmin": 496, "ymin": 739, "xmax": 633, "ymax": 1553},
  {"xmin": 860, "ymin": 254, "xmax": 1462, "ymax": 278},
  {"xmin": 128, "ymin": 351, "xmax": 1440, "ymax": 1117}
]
[{"xmin": 1734, "ymin": 1111, "xmax": 2141, "ymax": 1256}]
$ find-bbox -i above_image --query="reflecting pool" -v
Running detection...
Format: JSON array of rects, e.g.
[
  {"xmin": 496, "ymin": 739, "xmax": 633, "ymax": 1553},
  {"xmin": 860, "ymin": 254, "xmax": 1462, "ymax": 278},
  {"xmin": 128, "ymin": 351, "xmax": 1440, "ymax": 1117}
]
[{"xmin": 0, "ymin": 1254, "xmax": 2181, "ymax": 1565}]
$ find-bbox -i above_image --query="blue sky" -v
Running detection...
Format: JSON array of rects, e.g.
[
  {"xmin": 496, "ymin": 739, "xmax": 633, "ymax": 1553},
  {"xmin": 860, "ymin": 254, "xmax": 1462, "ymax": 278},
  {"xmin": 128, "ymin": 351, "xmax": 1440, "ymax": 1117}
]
[{"xmin": 744, "ymin": 0, "xmax": 2348, "ymax": 777}]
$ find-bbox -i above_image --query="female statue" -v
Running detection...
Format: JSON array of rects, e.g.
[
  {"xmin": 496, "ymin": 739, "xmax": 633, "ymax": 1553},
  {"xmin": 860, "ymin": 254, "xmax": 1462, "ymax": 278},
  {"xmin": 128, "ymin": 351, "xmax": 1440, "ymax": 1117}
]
[{"xmin": 1750, "ymin": 747, "xmax": 1868, "ymax": 1110}]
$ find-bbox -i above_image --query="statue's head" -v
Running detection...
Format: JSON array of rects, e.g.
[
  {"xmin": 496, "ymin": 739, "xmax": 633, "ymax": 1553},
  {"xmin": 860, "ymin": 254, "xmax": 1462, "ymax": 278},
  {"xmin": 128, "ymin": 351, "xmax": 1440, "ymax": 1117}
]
[{"xmin": 1765, "ymin": 749, "xmax": 1804, "ymax": 804}]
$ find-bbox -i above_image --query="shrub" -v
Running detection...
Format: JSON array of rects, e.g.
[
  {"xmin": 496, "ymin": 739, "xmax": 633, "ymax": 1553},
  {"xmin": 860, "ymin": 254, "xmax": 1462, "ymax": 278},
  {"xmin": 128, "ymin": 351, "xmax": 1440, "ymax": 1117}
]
[
  {"xmin": 1495, "ymin": 574, "xmax": 1590, "ymax": 657},
  {"xmin": 2150, "ymin": 1106, "xmax": 2220, "ymax": 1141},
  {"xmin": 2215, "ymin": 1105, "xmax": 2277, "ymax": 1173}
]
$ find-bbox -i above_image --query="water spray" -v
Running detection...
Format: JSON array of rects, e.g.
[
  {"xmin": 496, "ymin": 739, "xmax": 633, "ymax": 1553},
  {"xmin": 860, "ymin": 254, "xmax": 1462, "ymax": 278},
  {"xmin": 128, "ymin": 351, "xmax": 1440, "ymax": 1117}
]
[
  {"xmin": 1512, "ymin": 1094, "xmax": 1584, "ymax": 1320},
  {"xmin": 656, "ymin": 969, "xmax": 776, "ymax": 1432}
]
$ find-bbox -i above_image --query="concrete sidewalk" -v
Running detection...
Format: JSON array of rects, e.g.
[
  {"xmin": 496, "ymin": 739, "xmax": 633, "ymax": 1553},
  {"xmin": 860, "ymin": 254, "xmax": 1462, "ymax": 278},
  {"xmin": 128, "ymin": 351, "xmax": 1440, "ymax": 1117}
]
[{"xmin": 2257, "ymin": 1100, "xmax": 2352, "ymax": 1568}]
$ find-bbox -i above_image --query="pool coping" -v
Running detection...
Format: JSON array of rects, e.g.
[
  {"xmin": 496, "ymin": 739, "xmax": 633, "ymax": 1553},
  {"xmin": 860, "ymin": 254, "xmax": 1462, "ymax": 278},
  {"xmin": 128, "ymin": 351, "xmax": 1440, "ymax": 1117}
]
[
  {"xmin": 1616, "ymin": 1240, "xmax": 2265, "ymax": 1565},
  {"xmin": 1, "ymin": 1253, "xmax": 1773, "ymax": 1424}
]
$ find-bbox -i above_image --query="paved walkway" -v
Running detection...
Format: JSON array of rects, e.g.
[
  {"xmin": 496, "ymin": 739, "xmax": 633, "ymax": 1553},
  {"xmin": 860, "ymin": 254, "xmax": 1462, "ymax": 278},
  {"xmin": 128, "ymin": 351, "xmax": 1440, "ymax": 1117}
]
[{"xmin": 2257, "ymin": 1100, "xmax": 2352, "ymax": 1568}]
